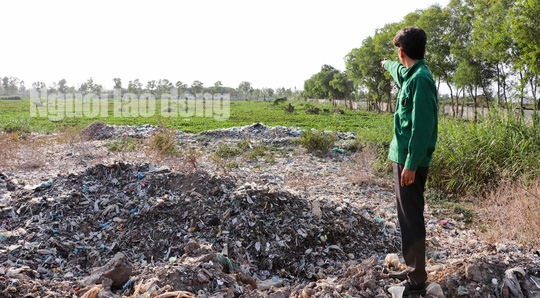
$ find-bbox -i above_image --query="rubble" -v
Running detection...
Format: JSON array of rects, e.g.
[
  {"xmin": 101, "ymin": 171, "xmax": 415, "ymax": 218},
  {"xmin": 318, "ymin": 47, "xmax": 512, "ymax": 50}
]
[{"xmin": 0, "ymin": 123, "xmax": 539, "ymax": 297}]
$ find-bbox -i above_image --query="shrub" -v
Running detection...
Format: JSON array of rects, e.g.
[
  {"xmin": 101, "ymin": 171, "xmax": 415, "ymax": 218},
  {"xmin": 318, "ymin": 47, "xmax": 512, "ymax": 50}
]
[
  {"xmin": 284, "ymin": 103, "xmax": 295, "ymax": 114},
  {"xmin": 304, "ymin": 104, "xmax": 320, "ymax": 114},
  {"xmin": 353, "ymin": 124, "xmax": 394, "ymax": 175},
  {"xmin": 149, "ymin": 131, "xmax": 179, "ymax": 156},
  {"xmin": 273, "ymin": 97, "xmax": 287, "ymax": 105},
  {"xmin": 295, "ymin": 130, "xmax": 336, "ymax": 154}
]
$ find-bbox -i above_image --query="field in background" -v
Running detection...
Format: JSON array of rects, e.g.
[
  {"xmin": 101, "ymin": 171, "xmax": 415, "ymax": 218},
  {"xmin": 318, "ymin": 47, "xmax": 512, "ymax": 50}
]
[{"xmin": 0, "ymin": 98, "xmax": 392, "ymax": 134}]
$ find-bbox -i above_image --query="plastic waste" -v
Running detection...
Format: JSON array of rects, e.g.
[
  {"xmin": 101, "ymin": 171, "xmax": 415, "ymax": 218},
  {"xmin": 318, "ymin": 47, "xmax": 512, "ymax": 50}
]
[
  {"xmin": 388, "ymin": 286, "xmax": 405, "ymax": 298},
  {"xmin": 503, "ymin": 267, "xmax": 525, "ymax": 298},
  {"xmin": 426, "ymin": 283, "xmax": 445, "ymax": 298},
  {"xmin": 385, "ymin": 253, "xmax": 400, "ymax": 269},
  {"xmin": 333, "ymin": 147, "xmax": 344, "ymax": 153}
]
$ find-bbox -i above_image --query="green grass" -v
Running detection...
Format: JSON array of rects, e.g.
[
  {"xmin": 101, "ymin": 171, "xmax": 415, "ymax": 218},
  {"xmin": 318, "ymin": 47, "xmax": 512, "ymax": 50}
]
[
  {"xmin": 430, "ymin": 109, "xmax": 540, "ymax": 195},
  {"xmin": 294, "ymin": 129, "xmax": 336, "ymax": 154},
  {"xmin": 0, "ymin": 98, "xmax": 393, "ymax": 134},
  {"xmin": 107, "ymin": 137, "xmax": 139, "ymax": 152},
  {"xmin": 215, "ymin": 143, "xmax": 242, "ymax": 158}
]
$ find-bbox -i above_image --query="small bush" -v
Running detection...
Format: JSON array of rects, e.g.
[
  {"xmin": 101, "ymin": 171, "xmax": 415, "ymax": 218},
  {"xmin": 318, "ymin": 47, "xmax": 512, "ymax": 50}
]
[
  {"xmin": 56, "ymin": 126, "xmax": 83, "ymax": 144},
  {"xmin": 284, "ymin": 103, "xmax": 295, "ymax": 114},
  {"xmin": 354, "ymin": 125, "xmax": 393, "ymax": 175},
  {"xmin": 150, "ymin": 131, "xmax": 179, "ymax": 156},
  {"xmin": 304, "ymin": 104, "xmax": 320, "ymax": 114},
  {"xmin": 273, "ymin": 97, "xmax": 287, "ymax": 105},
  {"xmin": 183, "ymin": 147, "xmax": 199, "ymax": 169},
  {"xmin": 295, "ymin": 130, "xmax": 335, "ymax": 154}
]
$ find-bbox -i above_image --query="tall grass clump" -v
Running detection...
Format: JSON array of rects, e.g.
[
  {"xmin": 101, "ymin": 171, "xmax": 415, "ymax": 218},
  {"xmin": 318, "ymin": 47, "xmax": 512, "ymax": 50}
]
[
  {"xmin": 295, "ymin": 129, "xmax": 336, "ymax": 154},
  {"xmin": 430, "ymin": 109, "xmax": 540, "ymax": 195},
  {"xmin": 149, "ymin": 130, "xmax": 179, "ymax": 156}
]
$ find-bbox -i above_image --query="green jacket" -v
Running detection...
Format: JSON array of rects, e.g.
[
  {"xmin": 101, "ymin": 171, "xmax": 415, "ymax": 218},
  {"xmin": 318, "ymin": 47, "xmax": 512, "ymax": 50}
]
[{"xmin": 384, "ymin": 59, "xmax": 438, "ymax": 171}]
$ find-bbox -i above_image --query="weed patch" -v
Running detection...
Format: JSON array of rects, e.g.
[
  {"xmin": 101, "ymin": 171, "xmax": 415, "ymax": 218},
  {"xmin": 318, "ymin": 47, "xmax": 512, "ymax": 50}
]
[
  {"xmin": 107, "ymin": 138, "xmax": 139, "ymax": 152},
  {"xmin": 295, "ymin": 129, "xmax": 336, "ymax": 155},
  {"xmin": 149, "ymin": 130, "xmax": 179, "ymax": 156},
  {"xmin": 215, "ymin": 143, "xmax": 242, "ymax": 158},
  {"xmin": 477, "ymin": 177, "xmax": 540, "ymax": 247}
]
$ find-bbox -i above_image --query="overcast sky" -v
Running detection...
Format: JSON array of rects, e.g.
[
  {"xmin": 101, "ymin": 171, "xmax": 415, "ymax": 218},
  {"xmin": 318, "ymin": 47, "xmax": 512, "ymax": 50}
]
[{"xmin": 2, "ymin": 0, "xmax": 449, "ymax": 91}]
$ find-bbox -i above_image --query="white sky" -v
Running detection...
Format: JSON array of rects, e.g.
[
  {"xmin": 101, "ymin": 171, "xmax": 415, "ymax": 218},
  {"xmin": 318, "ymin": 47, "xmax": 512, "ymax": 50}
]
[{"xmin": 1, "ymin": 0, "xmax": 449, "ymax": 91}]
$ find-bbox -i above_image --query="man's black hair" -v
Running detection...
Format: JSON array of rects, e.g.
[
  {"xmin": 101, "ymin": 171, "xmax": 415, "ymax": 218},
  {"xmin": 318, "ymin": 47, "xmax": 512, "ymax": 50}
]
[{"xmin": 393, "ymin": 27, "xmax": 427, "ymax": 60}]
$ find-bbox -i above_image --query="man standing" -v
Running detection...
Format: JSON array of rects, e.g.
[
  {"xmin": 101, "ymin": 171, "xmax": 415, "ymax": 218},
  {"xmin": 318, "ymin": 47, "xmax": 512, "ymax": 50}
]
[{"xmin": 381, "ymin": 27, "xmax": 438, "ymax": 296}]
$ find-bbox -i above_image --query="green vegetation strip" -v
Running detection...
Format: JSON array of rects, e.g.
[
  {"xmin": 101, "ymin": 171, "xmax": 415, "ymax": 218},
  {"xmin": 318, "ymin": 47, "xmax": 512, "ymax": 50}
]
[{"xmin": 0, "ymin": 98, "xmax": 392, "ymax": 134}]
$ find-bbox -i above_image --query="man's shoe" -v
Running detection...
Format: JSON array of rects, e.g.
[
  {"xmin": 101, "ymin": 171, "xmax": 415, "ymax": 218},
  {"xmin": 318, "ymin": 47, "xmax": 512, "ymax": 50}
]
[
  {"xmin": 388, "ymin": 270, "xmax": 408, "ymax": 281},
  {"xmin": 400, "ymin": 281, "xmax": 427, "ymax": 296}
]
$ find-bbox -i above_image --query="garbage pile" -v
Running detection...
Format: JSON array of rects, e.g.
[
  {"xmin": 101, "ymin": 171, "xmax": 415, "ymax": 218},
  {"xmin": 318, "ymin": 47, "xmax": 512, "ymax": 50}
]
[
  {"xmin": 0, "ymin": 161, "xmax": 395, "ymax": 297},
  {"xmin": 196, "ymin": 123, "xmax": 356, "ymax": 146}
]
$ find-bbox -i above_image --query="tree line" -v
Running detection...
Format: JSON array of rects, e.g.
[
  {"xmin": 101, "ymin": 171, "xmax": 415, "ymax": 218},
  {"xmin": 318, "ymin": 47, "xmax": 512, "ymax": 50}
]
[
  {"xmin": 0, "ymin": 76, "xmax": 298, "ymax": 99},
  {"xmin": 304, "ymin": 0, "xmax": 539, "ymax": 121}
]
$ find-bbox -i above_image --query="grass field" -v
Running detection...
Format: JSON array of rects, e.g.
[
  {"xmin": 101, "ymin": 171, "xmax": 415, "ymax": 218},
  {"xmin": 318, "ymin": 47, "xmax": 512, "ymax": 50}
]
[{"xmin": 0, "ymin": 98, "xmax": 393, "ymax": 134}]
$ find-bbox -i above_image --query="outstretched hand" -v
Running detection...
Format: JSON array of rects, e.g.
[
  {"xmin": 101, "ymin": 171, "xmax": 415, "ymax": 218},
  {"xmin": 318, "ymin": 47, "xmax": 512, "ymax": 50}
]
[{"xmin": 381, "ymin": 60, "xmax": 388, "ymax": 70}]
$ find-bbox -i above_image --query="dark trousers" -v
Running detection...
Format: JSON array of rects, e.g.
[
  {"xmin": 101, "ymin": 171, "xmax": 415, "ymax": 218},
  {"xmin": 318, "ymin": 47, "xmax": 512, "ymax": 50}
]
[{"xmin": 393, "ymin": 162, "xmax": 428, "ymax": 284}]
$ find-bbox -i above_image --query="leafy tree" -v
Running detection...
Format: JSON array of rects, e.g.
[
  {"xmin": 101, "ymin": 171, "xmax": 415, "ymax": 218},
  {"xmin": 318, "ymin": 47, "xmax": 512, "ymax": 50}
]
[
  {"xmin": 191, "ymin": 80, "xmax": 204, "ymax": 95},
  {"xmin": 267, "ymin": 88, "xmax": 275, "ymax": 98},
  {"xmin": 32, "ymin": 81, "xmax": 47, "ymax": 93},
  {"xmin": 238, "ymin": 81, "xmax": 253, "ymax": 98},
  {"xmin": 19, "ymin": 80, "xmax": 26, "ymax": 95},
  {"xmin": 510, "ymin": 0, "xmax": 540, "ymax": 75},
  {"xmin": 146, "ymin": 80, "xmax": 157, "ymax": 94},
  {"xmin": 330, "ymin": 71, "xmax": 355, "ymax": 107},
  {"xmin": 510, "ymin": 0, "xmax": 540, "ymax": 110},
  {"xmin": 345, "ymin": 36, "xmax": 389, "ymax": 111},
  {"xmin": 157, "ymin": 79, "xmax": 173, "ymax": 95},
  {"xmin": 58, "ymin": 79, "xmax": 68, "ymax": 93},
  {"xmin": 2, "ymin": 77, "xmax": 9, "ymax": 95},
  {"xmin": 470, "ymin": 0, "xmax": 517, "ymax": 106},
  {"xmin": 80, "ymin": 77, "xmax": 96, "ymax": 93},
  {"xmin": 212, "ymin": 81, "xmax": 223, "ymax": 94},
  {"xmin": 175, "ymin": 81, "xmax": 187, "ymax": 93},
  {"xmin": 113, "ymin": 78, "xmax": 122, "ymax": 90},
  {"xmin": 128, "ymin": 79, "xmax": 143, "ymax": 95}
]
